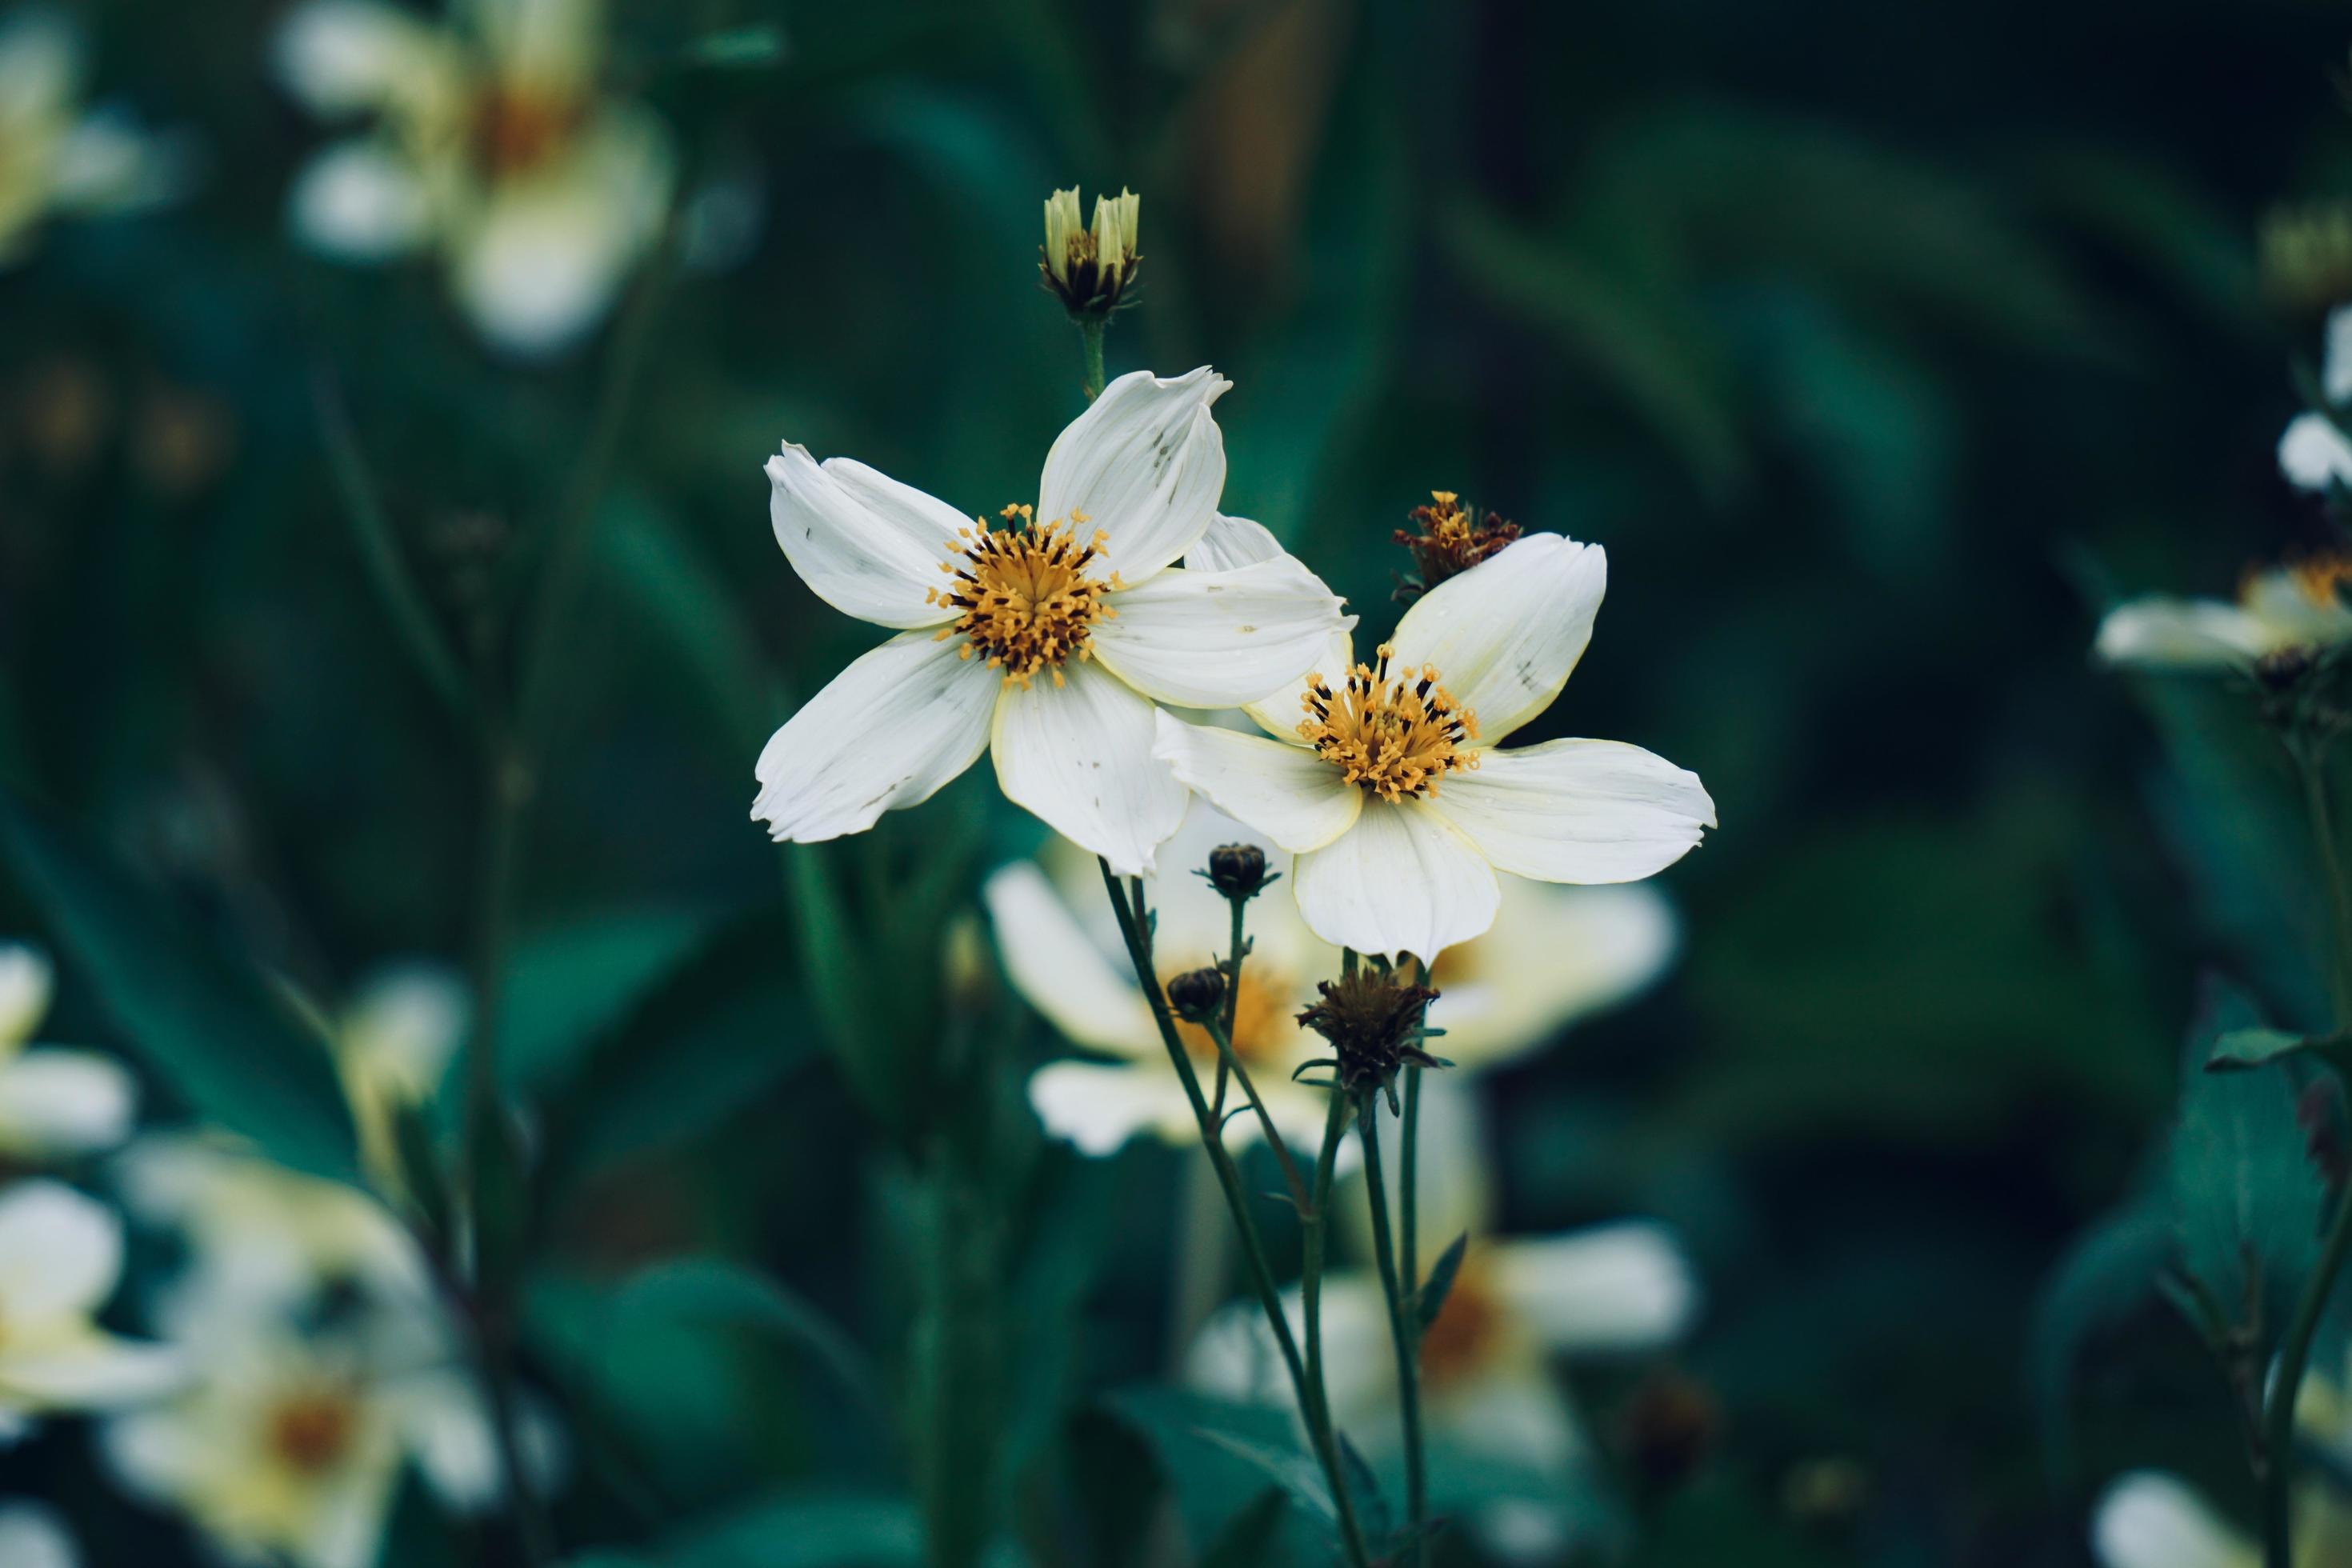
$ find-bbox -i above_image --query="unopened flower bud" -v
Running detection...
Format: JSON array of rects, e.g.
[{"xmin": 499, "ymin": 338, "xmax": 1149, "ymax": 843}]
[
  {"xmin": 1392, "ymin": 490, "xmax": 1522, "ymax": 603},
  {"xmin": 1165, "ymin": 966, "xmax": 1226, "ymax": 1024},
  {"xmin": 1039, "ymin": 186, "xmax": 1141, "ymax": 318},
  {"xmin": 1204, "ymin": 842, "xmax": 1270, "ymax": 902},
  {"xmin": 1296, "ymin": 968, "xmax": 1446, "ymax": 1110}
]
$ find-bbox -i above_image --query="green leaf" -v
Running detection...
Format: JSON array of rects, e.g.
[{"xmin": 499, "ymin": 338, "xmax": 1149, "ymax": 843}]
[
  {"xmin": 1105, "ymin": 1387, "xmax": 1331, "ymax": 1561},
  {"xmin": 647, "ymin": 1494, "xmax": 922, "ymax": 1568},
  {"xmin": 0, "ymin": 783, "xmax": 358, "ymax": 1183},
  {"xmin": 1416, "ymin": 1233, "xmax": 1470, "ymax": 1331},
  {"xmin": 2206, "ymin": 1026, "xmax": 2352, "ymax": 1074},
  {"xmin": 2026, "ymin": 1200, "xmax": 2172, "ymax": 1482},
  {"xmin": 1198, "ymin": 1489, "xmax": 1289, "ymax": 1568},
  {"xmin": 501, "ymin": 906, "xmax": 717, "ymax": 1094}
]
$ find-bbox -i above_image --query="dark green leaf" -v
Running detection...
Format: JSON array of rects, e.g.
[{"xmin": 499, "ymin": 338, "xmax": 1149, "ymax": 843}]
[
  {"xmin": 2026, "ymin": 1199, "xmax": 2172, "ymax": 1482},
  {"xmin": 501, "ymin": 906, "xmax": 717, "ymax": 1094},
  {"xmin": 2206, "ymin": 1026, "xmax": 2351, "ymax": 1074},
  {"xmin": 1198, "ymin": 1488, "xmax": 1289, "ymax": 1568},
  {"xmin": 1416, "ymin": 1232, "xmax": 1470, "ymax": 1332}
]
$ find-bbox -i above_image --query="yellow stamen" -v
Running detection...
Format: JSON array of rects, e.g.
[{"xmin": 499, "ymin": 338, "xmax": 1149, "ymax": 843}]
[
  {"xmin": 928, "ymin": 512, "xmax": 1122, "ymax": 687},
  {"xmin": 1298, "ymin": 643, "xmax": 1478, "ymax": 802}
]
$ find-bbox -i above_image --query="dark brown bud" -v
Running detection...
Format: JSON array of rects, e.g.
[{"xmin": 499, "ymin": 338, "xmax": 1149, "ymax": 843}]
[
  {"xmin": 1295, "ymin": 968, "xmax": 1446, "ymax": 1109},
  {"xmin": 1204, "ymin": 842, "xmax": 1270, "ymax": 901},
  {"xmin": 1165, "ymin": 966, "xmax": 1227, "ymax": 1024}
]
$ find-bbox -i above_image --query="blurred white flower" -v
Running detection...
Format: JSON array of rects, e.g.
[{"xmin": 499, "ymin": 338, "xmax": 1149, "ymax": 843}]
[
  {"xmin": 986, "ymin": 802, "xmax": 1677, "ymax": 1155},
  {"xmin": 2094, "ymin": 557, "xmax": 2352, "ymax": 672},
  {"xmin": 331, "ymin": 961, "xmax": 468, "ymax": 1195},
  {"xmin": 102, "ymin": 1310, "xmax": 502, "ymax": 1568},
  {"xmin": 0, "ymin": 1181, "xmax": 182, "ymax": 1438},
  {"xmin": 754, "ymin": 368, "xmax": 1352, "ymax": 874},
  {"xmin": 0, "ymin": 9, "xmax": 184, "ymax": 264},
  {"xmin": 1157, "ymin": 532, "xmax": 1713, "ymax": 961},
  {"xmin": 2278, "ymin": 304, "xmax": 2352, "ymax": 492},
  {"xmin": 0, "ymin": 942, "xmax": 135, "ymax": 1160},
  {"xmin": 0, "ymin": 1502, "xmax": 78, "ymax": 1568},
  {"xmin": 275, "ymin": 0, "xmax": 677, "ymax": 357}
]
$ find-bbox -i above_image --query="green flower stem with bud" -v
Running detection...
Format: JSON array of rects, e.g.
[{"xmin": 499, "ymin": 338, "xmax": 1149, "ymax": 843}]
[
  {"xmin": 1199, "ymin": 1014, "xmax": 1310, "ymax": 1215},
  {"xmin": 1358, "ymin": 1102, "xmax": 1430, "ymax": 1567},
  {"xmin": 1094, "ymin": 860, "xmax": 1373, "ymax": 1568}
]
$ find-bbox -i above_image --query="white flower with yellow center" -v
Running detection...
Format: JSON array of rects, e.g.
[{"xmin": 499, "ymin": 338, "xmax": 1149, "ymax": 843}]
[
  {"xmin": 0, "ymin": 10, "xmax": 182, "ymax": 266},
  {"xmin": 275, "ymin": 0, "xmax": 676, "ymax": 357},
  {"xmin": 986, "ymin": 802, "xmax": 1677, "ymax": 1154},
  {"xmin": 754, "ymin": 368, "xmax": 1354, "ymax": 874},
  {"xmin": 0, "ymin": 1180, "xmax": 182, "ymax": 1438},
  {"xmin": 1154, "ymin": 530, "xmax": 1714, "ymax": 960},
  {"xmin": 102, "ymin": 1313, "xmax": 503, "ymax": 1568},
  {"xmin": 2094, "ymin": 556, "xmax": 2352, "ymax": 671},
  {"xmin": 0, "ymin": 942, "xmax": 136, "ymax": 1160}
]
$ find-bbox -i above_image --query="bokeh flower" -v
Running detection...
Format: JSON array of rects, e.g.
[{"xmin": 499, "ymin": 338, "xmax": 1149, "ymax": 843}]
[
  {"xmin": 0, "ymin": 942, "xmax": 135, "ymax": 1160},
  {"xmin": 0, "ymin": 8, "xmax": 182, "ymax": 264},
  {"xmin": 328, "ymin": 962, "xmax": 468, "ymax": 1196},
  {"xmin": 0, "ymin": 1180, "xmax": 181, "ymax": 1438},
  {"xmin": 1157, "ymin": 532, "xmax": 1714, "ymax": 959},
  {"xmin": 2278, "ymin": 304, "xmax": 2352, "ymax": 493},
  {"xmin": 755, "ymin": 367, "xmax": 1352, "ymax": 874},
  {"xmin": 275, "ymin": 0, "xmax": 676, "ymax": 357},
  {"xmin": 0, "ymin": 1502, "xmax": 78, "ymax": 1568},
  {"xmin": 2093, "ymin": 556, "xmax": 2352, "ymax": 672}
]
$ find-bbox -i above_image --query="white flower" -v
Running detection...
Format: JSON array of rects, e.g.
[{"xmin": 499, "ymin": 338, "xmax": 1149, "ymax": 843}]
[
  {"xmin": 754, "ymin": 368, "xmax": 1354, "ymax": 874},
  {"xmin": 0, "ymin": 942, "xmax": 136, "ymax": 1161},
  {"xmin": 986, "ymin": 801, "xmax": 1676, "ymax": 1155},
  {"xmin": 0, "ymin": 1181, "xmax": 182, "ymax": 1438},
  {"xmin": 2091, "ymin": 1473, "xmax": 2255, "ymax": 1568},
  {"xmin": 331, "ymin": 962, "xmax": 468, "ymax": 1194},
  {"xmin": 2279, "ymin": 304, "xmax": 2352, "ymax": 492},
  {"xmin": 1155, "ymin": 531, "xmax": 1714, "ymax": 961},
  {"xmin": 2094, "ymin": 557, "xmax": 2352, "ymax": 672},
  {"xmin": 0, "ymin": 10, "xmax": 182, "ymax": 265},
  {"xmin": 102, "ymin": 1311, "xmax": 502, "ymax": 1568},
  {"xmin": 276, "ymin": 0, "xmax": 676, "ymax": 357},
  {"xmin": 0, "ymin": 1502, "xmax": 78, "ymax": 1568}
]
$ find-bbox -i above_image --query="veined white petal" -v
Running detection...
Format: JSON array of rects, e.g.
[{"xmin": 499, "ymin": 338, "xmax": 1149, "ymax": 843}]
[
  {"xmin": 2281, "ymin": 412, "xmax": 2352, "ymax": 494},
  {"xmin": 1388, "ymin": 534, "xmax": 1606, "ymax": 745},
  {"xmin": 1037, "ymin": 367, "xmax": 1228, "ymax": 582},
  {"xmin": 1092, "ymin": 559, "xmax": 1352, "ymax": 709},
  {"xmin": 0, "ymin": 1334, "xmax": 182, "ymax": 1408},
  {"xmin": 0, "ymin": 1182, "xmax": 120, "ymax": 1321},
  {"xmin": 2091, "ymin": 1473, "xmax": 2255, "ymax": 1568},
  {"xmin": 1292, "ymin": 799, "xmax": 1499, "ymax": 962},
  {"xmin": 0, "ymin": 942, "xmax": 52, "ymax": 1050},
  {"xmin": 1184, "ymin": 511, "xmax": 1282, "ymax": 571},
  {"xmin": 273, "ymin": 0, "xmax": 459, "ymax": 115},
  {"xmin": 1430, "ymin": 881, "xmax": 1677, "ymax": 1068},
  {"xmin": 0, "ymin": 1050, "xmax": 135, "ymax": 1156},
  {"xmin": 0, "ymin": 1505, "xmax": 77, "ymax": 1568},
  {"xmin": 288, "ymin": 140, "xmax": 433, "ymax": 261},
  {"xmin": 982, "ymin": 863, "xmax": 1158, "ymax": 1058},
  {"xmin": 1154, "ymin": 711, "xmax": 1362, "ymax": 854},
  {"xmin": 1433, "ymin": 739, "xmax": 1713, "ymax": 884},
  {"xmin": 2093, "ymin": 598, "xmax": 2272, "ymax": 670},
  {"xmin": 766, "ymin": 445, "xmax": 966, "ymax": 631},
  {"xmin": 991, "ymin": 659, "xmax": 1188, "ymax": 877},
  {"xmin": 750, "ymin": 631, "xmax": 999, "ymax": 844},
  {"xmin": 1028, "ymin": 1062, "xmax": 1198, "ymax": 1155},
  {"xmin": 1489, "ymin": 1222, "xmax": 1698, "ymax": 1353}
]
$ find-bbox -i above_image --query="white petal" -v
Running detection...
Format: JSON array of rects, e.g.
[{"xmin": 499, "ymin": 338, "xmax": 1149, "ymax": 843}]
[
  {"xmin": 1092, "ymin": 559, "xmax": 1352, "ymax": 709},
  {"xmin": 1488, "ymin": 1222, "xmax": 1698, "ymax": 1353},
  {"xmin": 0, "ymin": 1182, "xmax": 119, "ymax": 1320},
  {"xmin": 1174, "ymin": 515, "xmax": 1354, "ymax": 734},
  {"xmin": 751, "ymin": 631, "xmax": 1000, "ymax": 844},
  {"xmin": 1292, "ymin": 799, "xmax": 1499, "ymax": 962},
  {"xmin": 50, "ymin": 112, "xmax": 184, "ymax": 215},
  {"xmin": 2091, "ymin": 1473, "xmax": 2256, "ymax": 1568},
  {"xmin": 1184, "ymin": 1277, "xmax": 1390, "ymax": 1422},
  {"xmin": 2326, "ymin": 304, "xmax": 2352, "ymax": 404},
  {"xmin": 288, "ymin": 140, "xmax": 433, "ymax": 261},
  {"xmin": 1037, "ymin": 367, "xmax": 1228, "ymax": 581},
  {"xmin": 1434, "ymin": 1373, "xmax": 1583, "ymax": 1471},
  {"xmin": 0, "ymin": 1504, "xmax": 77, "ymax": 1568},
  {"xmin": 982, "ymin": 863, "xmax": 1158, "ymax": 1058},
  {"xmin": 1388, "ymin": 534, "xmax": 1606, "ymax": 745},
  {"xmin": 1365, "ymin": 1074, "xmax": 1495, "ymax": 1250},
  {"xmin": 0, "ymin": 1050, "xmax": 136, "ymax": 1156},
  {"xmin": 1154, "ymin": 711, "xmax": 1362, "ymax": 854},
  {"xmin": 340, "ymin": 963, "xmax": 468, "ymax": 1098},
  {"xmin": 2093, "ymin": 598, "xmax": 2271, "ymax": 669},
  {"xmin": 0, "ymin": 1334, "xmax": 182, "ymax": 1408},
  {"xmin": 0, "ymin": 942, "xmax": 52, "ymax": 1050},
  {"xmin": 390, "ymin": 1370, "xmax": 502, "ymax": 1510},
  {"xmin": 1184, "ymin": 512, "xmax": 1282, "ymax": 571},
  {"xmin": 2281, "ymin": 412, "xmax": 2352, "ymax": 494},
  {"xmin": 1028, "ymin": 1062, "xmax": 1198, "ymax": 1155},
  {"xmin": 1430, "ymin": 881, "xmax": 1677, "ymax": 1068},
  {"xmin": 765, "ymin": 445, "xmax": 966, "ymax": 630},
  {"xmin": 273, "ymin": 0, "xmax": 457, "ymax": 115},
  {"xmin": 990, "ymin": 660, "xmax": 1188, "ymax": 876},
  {"xmin": 1433, "ymin": 739, "xmax": 1713, "ymax": 884}
]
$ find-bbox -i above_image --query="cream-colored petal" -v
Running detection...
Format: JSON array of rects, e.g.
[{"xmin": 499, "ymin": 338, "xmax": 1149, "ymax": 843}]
[
  {"xmin": 0, "ymin": 1332, "xmax": 182, "ymax": 1409},
  {"xmin": 388, "ymin": 1370, "xmax": 502, "ymax": 1510},
  {"xmin": 1091, "ymin": 559, "xmax": 1353, "ymax": 710},
  {"xmin": 1037, "ymin": 367, "xmax": 1228, "ymax": 582},
  {"xmin": 750, "ymin": 630, "xmax": 1000, "ymax": 844},
  {"xmin": 273, "ymin": 0, "xmax": 460, "ymax": 116},
  {"xmin": 2282, "ymin": 412, "xmax": 2352, "ymax": 494},
  {"xmin": 1183, "ymin": 1275, "xmax": 1390, "ymax": 1422},
  {"xmin": 1184, "ymin": 512, "xmax": 1282, "ymax": 571},
  {"xmin": 1430, "ymin": 880, "xmax": 1676, "ymax": 1069},
  {"xmin": 1028, "ymin": 1062, "xmax": 1198, "ymax": 1155},
  {"xmin": 990, "ymin": 660, "xmax": 1189, "ymax": 877},
  {"xmin": 2091, "ymin": 1473, "xmax": 2256, "ymax": 1568},
  {"xmin": 288, "ymin": 140, "xmax": 433, "ymax": 260},
  {"xmin": 0, "ymin": 942, "xmax": 52, "ymax": 1050},
  {"xmin": 1154, "ymin": 712, "xmax": 1362, "ymax": 854},
  {"xmin": 981, "ymin": 862, "xmax": 1158, "ymax": 1058},
  {"xmin": 476, "ymin": 0, "xmax": 604, "ymax": 100},
  {"xmin": 1175, "ymin": 514, "xmax": 1353, "ymax": 736},
  {"xmin": 2093, "ymin": 597, "xmax": 2273, "ymax": 670},
  {"xmin": 0, "ymin": 1504, "xmax": 76, "ymax": 1568},
  {"xmin": 0, "ymin": 1049, "xmax": 136, "ymax": 1156},
  {"xmin": 1433, "ymin": 739, "xmax": 1712, "ymax": 884},
  {"xmin": 0, "ymin": 1181, "xmax": 119, "ymax": 1320},
  {"xmin": 1387, "ymin": 534, "xmax": 1606, "ymax": 745},
  {"xmin": 1433, "ymin": 1370, "xmax": 1584, "ymax": 1470},
  {"xmin": 340, "ymin": 964, "xmax": 467, "ymax": 1099},
  {"xmin": 765, "ymin": 444, "xmax": 968, "ymax": 631},
  {"xmin": 1291, "ymin": 800, "xmax": 1499, "ymax": 962},
  {"xmin": 1488, "ymin": 1222, "xmax": 1698, "ymax": 1353}
]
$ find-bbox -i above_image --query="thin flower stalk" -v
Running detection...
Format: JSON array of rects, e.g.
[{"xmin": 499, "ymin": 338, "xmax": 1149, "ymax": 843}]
[
  {"xmin": 1198, "ymin": 1014, "xmax": 1309, "ymax": 1214},
  {"xmin": 1358, "ymin": 1102, "xmax": 1430, "ymax": 1566}
]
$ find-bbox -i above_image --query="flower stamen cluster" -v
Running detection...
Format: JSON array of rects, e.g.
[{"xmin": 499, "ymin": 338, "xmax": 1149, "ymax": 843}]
[
  {"xmin": 1393, "ymin": 490, "xmax": 1521, "ymax": 602},
  {"xmin": 928, "ymin": 513, "xmax": 1123, "ymax": 686},
  {"xmin": 1298, "ymin": 644, "xmax": 1478, "ymax": 802}
]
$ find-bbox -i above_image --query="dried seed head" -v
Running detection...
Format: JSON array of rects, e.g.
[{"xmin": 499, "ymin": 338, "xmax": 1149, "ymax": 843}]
[
  {"xmin": 1295, "ymin": 967, "xmax": 1445, "ymax": 1106},
  {"xmin": 1165, "ymin": 966, "xmax": 1227, "ymax": 1025},
  {"xmin": 1393, "ymin": 490, "xmax": 1522, "ymax": 603},
  {"xmin": 1203, "ymin": 842, "xmax": 1271, "ymax": 901}
]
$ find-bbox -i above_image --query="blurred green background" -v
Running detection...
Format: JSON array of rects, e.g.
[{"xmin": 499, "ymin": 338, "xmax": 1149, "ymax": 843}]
[{"xmin": 8, "ymin": 0, "xmax": 2352, "ymax": 1563}]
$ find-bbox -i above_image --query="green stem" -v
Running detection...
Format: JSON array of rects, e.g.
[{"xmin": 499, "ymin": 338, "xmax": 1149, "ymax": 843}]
[
  {"xmin": 1358, "ymin": 1106, "xmax": 1427, "ymax": 1565},
  {"xmin": 2298, "ymin": 742, "xmax": 2352, "ymax": 1022},
  {"xmin": 1304, "ymin": 1090, "xmax": 1353, "ymax": 1525},
  {"xmin": 1095, "ymin": 862, "xmax": 1371, "ymax": 1568},
  {"xmin": 1201, "ymin": 1015, "xmax": 1309, "ymax": 1214},
  {"xmin": 1402, "ymin": 1066, "xmax": 1422, "ymax": 1294},
  {"xmin": 1078, "ymin": 317, "xmax": 1106, "ymax": 402},
  {"xmin": 1213, "ymin": 897, "xmax": 1246, "ymax": 1119}
]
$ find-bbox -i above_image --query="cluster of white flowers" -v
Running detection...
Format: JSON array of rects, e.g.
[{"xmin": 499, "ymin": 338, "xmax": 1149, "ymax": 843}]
[{"xmin": 0, "ymin": 8, "xmax": 184, "ymax": 265}]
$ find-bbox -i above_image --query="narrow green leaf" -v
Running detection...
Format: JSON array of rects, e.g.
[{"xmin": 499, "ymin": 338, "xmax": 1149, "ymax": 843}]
[
  {"xmin": 2206, "ymin": 1026, "xmax": 2351, "ymax": 1074},
  {"xmin": 0, "ymin": 784, "xmax": 358, "ymax": 1183},
  {"xmin": 1416, "ymin": 1232, "xmax": 1471, "ymax": 1332}
]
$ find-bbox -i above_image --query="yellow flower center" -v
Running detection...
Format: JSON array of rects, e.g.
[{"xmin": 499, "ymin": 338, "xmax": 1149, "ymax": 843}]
[
  {"xmin": 929, "ymin": 508, "xmax": 1122, "ymax": 687},
  {"xmin": 1418, "ymin": 1256, "xmax": 1503, "ymax": 1389},
  {"xmin": 1298, "ymin": 644, "xmax": 1478, "ymax": 802},
  {"xmin": 2286, "ymin": 554, "xmax": 2352, "ymax": 610},
  {"xmin": 266, "ymin": 1387, "xmax": 359, "ymax": 1477}
]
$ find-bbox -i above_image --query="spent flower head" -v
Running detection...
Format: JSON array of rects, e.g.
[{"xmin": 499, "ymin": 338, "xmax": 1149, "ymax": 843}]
[
  {"xmin": 1295, "ymin": 966, "xmax": 1446, "ymax": 1113},
  {"xmin": 1392, "ymin": 490, "xmax": 1522, "ymax": 604},
  {"xmin": 1040, "ymin": 185, "xmax": 1140, "ymax": 318}
]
